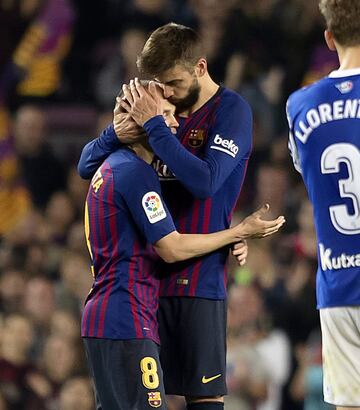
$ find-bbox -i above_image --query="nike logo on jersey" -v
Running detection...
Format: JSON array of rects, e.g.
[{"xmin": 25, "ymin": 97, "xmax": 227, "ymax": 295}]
[
  {"xmin": 210, "ymin": 134, "xmax": 238, "ymax": 157},
  {"xmin": 201, "ymin": 374, "xmax": 222, "ymax": 384}
]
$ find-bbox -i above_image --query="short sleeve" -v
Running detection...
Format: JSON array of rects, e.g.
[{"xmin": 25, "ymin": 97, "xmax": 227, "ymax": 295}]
[{"xmin": 113, "ymin": 161, "xmax": 176, "ymax": 244}]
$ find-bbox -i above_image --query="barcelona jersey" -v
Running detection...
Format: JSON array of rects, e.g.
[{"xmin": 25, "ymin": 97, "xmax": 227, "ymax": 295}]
[
  {"xmin": 78, "ymin": 86, "xmax": 253, "ymax": 300},
  {"xmin": 287, "ymin": 68, "xmax": 360, "ymax": 308},
  {"xmin": 81, "ymin": 147, "xmax": 175, "ymax": 341}
]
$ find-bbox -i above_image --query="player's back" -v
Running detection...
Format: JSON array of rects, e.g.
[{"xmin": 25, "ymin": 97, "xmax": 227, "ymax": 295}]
[
  {"xmin": 287, "ymin": 69, "xmax": 360, "ymax": 308},
  {"xmin": 82, "ymin": 148, "xmax": 161, "ymax": 342}
]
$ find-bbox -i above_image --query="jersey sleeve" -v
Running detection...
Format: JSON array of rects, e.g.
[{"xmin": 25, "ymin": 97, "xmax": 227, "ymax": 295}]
[
  {"xmin": 77, "ymin": 124, "xmax": 121, "ymax": 179},
  {"xmin": 286, "ymin": 98, "xmax": 302, "ymax": 174},
  {"xmin": 143, "ymin": 96, "xmax": 253, "ymax": 199},
  {"xmin": 113, "ymin": 162, "xmax": 176, "ymax": 244}
]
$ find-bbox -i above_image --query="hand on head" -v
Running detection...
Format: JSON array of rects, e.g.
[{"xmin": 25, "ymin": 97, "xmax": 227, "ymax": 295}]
[{"xmin": 119, "ymin": 78, "xmax": 165, "ymax": 127}]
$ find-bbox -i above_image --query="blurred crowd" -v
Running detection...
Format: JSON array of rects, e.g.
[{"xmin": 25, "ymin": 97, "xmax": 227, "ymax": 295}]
[{"xmin": 0, "ymin": 0, "xmax": 338, "ymax": 409}]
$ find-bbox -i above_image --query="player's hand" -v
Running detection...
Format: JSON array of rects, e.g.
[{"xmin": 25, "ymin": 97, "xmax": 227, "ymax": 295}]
[
  {"xmin": 232, "ymin": 240, "xmax": 248, "ymax": 266},
  {"xmin": 120, "ymin": 78, "xmax": 164, "ymax": 126},
  {"xmin": 234, "ymin": 204, "xmax": 285, "ymax": 240},
  {"xmin": 113, "ymin": 96, "xmax": 145, "ymax": 143}
]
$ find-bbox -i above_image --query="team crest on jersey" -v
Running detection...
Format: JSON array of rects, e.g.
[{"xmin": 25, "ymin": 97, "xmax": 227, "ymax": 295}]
[
  {"xmin": 147, "ymin": 391, "xmax": 162, "ymax": 408},
  {"xmin": 142, "ymin": 191, "xmax": 166, "ymax": 224},
  {"xmin": 188, "ymin": 129, "xmax": 205, "ymax": 148},
  {"xmin": 335, "ymin": 80, "xmax": 353, "ymax": 94}
]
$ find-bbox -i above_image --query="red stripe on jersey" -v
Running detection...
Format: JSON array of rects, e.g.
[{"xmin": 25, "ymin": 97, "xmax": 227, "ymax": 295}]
[
  {"xmin": 97, "ymin": 172, "xmax": 118, "ymax": 337},
  {"xmin": 136, "ymin": 248, "xmax": 148, "ymax": 334},
  {"xmin": 177, "ymin": 199, "xmax": 201, "ymax": 297},
  {"xmin": 128, "ymin": 240, "xmax": 143, "ymax": 338},
  {"xmin": 81, "ymin": 297, "xmax": 90, "ymax": 335},
  {"xmin": 82, "ymin": 192, "xmax": 93, "ymax": 335},
  {"xmin": 189, "ymin": 197, "xmax": 212, "ymax": 296},
  {"xmin": 88, "ymin": 185, "xmax": 102, "ymax": 336},
  {"xmin": 166, "ymin": 207, "xmax": 188, "ymax": 295}
]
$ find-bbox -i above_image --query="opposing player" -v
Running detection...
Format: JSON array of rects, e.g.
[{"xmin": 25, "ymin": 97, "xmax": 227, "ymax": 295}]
[
  {"xmin": 286, "ymin": 1, "xmax": 360, "ymax": 409},
  {"xmin": 83, "ymin": 83, "xmax": 285, "ymax": 409},
  {"xmin": 78, "ymin": 24, "xmax": 254, "ymax": 409}
]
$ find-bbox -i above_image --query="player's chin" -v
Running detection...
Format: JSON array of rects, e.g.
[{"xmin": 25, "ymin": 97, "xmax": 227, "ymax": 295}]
[{"xmin": 170, "ymin": 127, "xmax": 177, "ymax": 135}]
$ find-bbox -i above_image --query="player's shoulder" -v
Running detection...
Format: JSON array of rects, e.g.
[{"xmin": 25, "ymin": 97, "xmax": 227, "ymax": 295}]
[
  {"xmin": 288, "ymin": 77, "xmax": 330, "ymax": 107},
  {"xmin": 287, "ymin": 69, "xmax": 360, "ymax": 115},
  {"xmin": 221, "ymin": 87, "xmax": 251, "ymax": 108},
  {"xmin": 109, "ymin": 148, "xmax": 155, "ymax": 183},
  {"xmin": 286, "ymin": 76, "xmax": 335, "ymax": 125},
  {"xmin": 108, "ymin": 147, "xmax": 141, "ymax": 168}
]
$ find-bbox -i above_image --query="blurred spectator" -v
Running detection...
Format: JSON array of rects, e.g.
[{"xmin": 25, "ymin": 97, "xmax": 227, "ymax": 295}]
[
  {"xmin": 49, "ymin": 310, "xmax": 79, "ymax": 344},
  {"xmin": 58, "ymin": 376, "xmax": 94, "ymax": 410},
  {"xmin": 253, "ymin": 162, "xmax": 290, "ymax": 219},
  {"xmin": 226, "ymin": 284, "xmax": 269, "ymax": 409},
  {"xmin": 0, "ymin": 129, "xmax": 31, "ymax": 237},
  {"xmin": 12, "ymin": 105, "xmax": 66, "ymax": 209},
  {"xmin": 44, "ymin": 192, "xmax": 76, "ymax": 245},
  {"xmin": 0, "ymin": 314, "xmax": 43, "ymax": 410},
  {"xmin": 56, "ymin": 252, "xmax": 92, "ymax": 315},
  {"xmin": 126, "ymin": 0, "xmax": 174, "ymax": 32},
  {"xmin": 24, "ymin": 276, "xmax": 56, "ymax": 360},
  {"xmin": 290, "ymin": 330, "xmax": 333, "ymax": 410},
  {"xmin": 65, "ymin": 221, "xmax": 88, "ymax": 258},
  {"xmin": 0, "ymin": 0, "xmax": 75, "ymax": 108},
  {"xmin": 94, "ymin": 27, "xmax": 147, "ymax": 110},
  {"xmin": 66, "ymin": 168, "xmax": 89, "ymax": 219},
  {"xmin": 36, "ymin": 335, "xmax": 81, "ymax": 409},
  {"xmin": 0, "ymin": 269, "xmax": 26, "ymax": 314}
]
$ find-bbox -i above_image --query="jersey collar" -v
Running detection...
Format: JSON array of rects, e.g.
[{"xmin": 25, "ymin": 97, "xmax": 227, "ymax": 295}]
[{"xmin": 328, "ymin": 68, "xmax": 360, "ymax": 78}]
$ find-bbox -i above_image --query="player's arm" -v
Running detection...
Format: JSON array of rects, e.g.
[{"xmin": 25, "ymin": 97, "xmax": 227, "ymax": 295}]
[
  {"xmin": 77, "ymin": 99, "xmax": 141, "ymax": 179},
  {"xmin": 117, "ymin": 165, "xmax": 284, "ymax": 263},
  {"xmin": 154, "ymin": 204, "xmax": 285, "ymax": 263},
  {"xmin": 126, "ymin": 79, "xmax": 252, "ymax": 198},
  {"xmin": 77, "ymin": 124, "xmax": 121, "ymax": 179}
]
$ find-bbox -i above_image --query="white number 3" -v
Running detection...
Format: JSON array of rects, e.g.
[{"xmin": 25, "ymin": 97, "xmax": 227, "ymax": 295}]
[{"xmin": 321, "ymin": 143, "xmax": 360, "ymax": 235}]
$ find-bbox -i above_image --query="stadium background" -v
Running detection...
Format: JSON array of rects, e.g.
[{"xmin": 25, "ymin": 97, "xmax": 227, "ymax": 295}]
[{"xmin": 0, "ymin": 0, "xmax": 336, "ymax": 409}]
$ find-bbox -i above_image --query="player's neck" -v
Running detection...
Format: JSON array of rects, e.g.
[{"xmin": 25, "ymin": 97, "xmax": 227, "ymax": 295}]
[
  {"xmin": 181, "ymin": 74, "xmax": 219, "ymax": 116},
  {"xmin": 337, "ymin": 45, "xmax": 360, "ymax": 70},
  {"xmin": 130, "ymin": 142, "xmax": 154, "ymax": 164}
]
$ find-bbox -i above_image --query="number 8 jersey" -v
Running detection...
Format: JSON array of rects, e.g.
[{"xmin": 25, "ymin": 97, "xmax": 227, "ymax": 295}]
[{"xmin": 286, "ymin": 68, "xmax": 360, "ymax": 309}]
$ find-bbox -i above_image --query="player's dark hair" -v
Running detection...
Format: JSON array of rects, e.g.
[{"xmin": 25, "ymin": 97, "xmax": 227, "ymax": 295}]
[
  {"xmin": 319, "ymin": 0, "xmax": 360, "ymax": 46},
  {"xmin": 136, "ymin": 23, "xmax": 204, "ymax": 77}
]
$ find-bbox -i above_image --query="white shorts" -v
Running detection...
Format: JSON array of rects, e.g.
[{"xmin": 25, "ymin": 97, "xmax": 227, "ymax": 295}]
[{"xmin": 320, "ymin": 306, "xmax": 360, "ymax": 407}]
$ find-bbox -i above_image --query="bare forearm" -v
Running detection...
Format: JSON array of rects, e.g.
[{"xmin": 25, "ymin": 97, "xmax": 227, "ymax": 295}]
[{"xmin": 155, "ymin": 229, "xmax": 239, "ymax": 263}]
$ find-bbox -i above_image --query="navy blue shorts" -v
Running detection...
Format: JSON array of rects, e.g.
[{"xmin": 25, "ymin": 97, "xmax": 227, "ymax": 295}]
[
  {"xmin": 158, "ymin": 297, "xmax": 227, "ymax": 397},
  {"xmin": 83, "ymin": 338, "xmax": 166, "ymax": 410}
]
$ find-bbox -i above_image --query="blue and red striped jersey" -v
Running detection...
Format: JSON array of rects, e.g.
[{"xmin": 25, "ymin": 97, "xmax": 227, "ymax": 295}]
[
  {"xmin": 78, "ymin": 86, "xmax": 253, "ymax": 300},
  {"xmin": 145, "ymin": 87, "xmax": 252, "ymax": 299},
  {"xmin": 81, "ymin": 147, "xmax": 175, "ymax": 342}
]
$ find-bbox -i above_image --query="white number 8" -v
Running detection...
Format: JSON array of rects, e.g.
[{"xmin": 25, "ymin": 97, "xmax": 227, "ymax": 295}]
[{"xmin": 321, "ymin": 143, "xmax": 360, "ymax": 235}]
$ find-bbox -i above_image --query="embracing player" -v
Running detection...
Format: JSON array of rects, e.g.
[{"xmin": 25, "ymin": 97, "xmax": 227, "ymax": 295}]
[
  {"xmin": 79, "ymin": 23, "xmax": 256, "ymax": 409},
  {"xmin": 287, "ymin": 1, "xmax": 360, "ymax": 409},
  {"xmin": 82, "ymin": 83, "xmax": 284, "ymax": 409}
]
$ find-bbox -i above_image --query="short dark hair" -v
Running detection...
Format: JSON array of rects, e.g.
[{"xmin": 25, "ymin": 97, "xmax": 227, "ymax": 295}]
[
  {"xmin": 319, "ymin": 0, "xmax": 360, "ymax": 46},
  {"xmin": 137, "ymin": 23, "xmax": 204, "ymax": 77}
]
